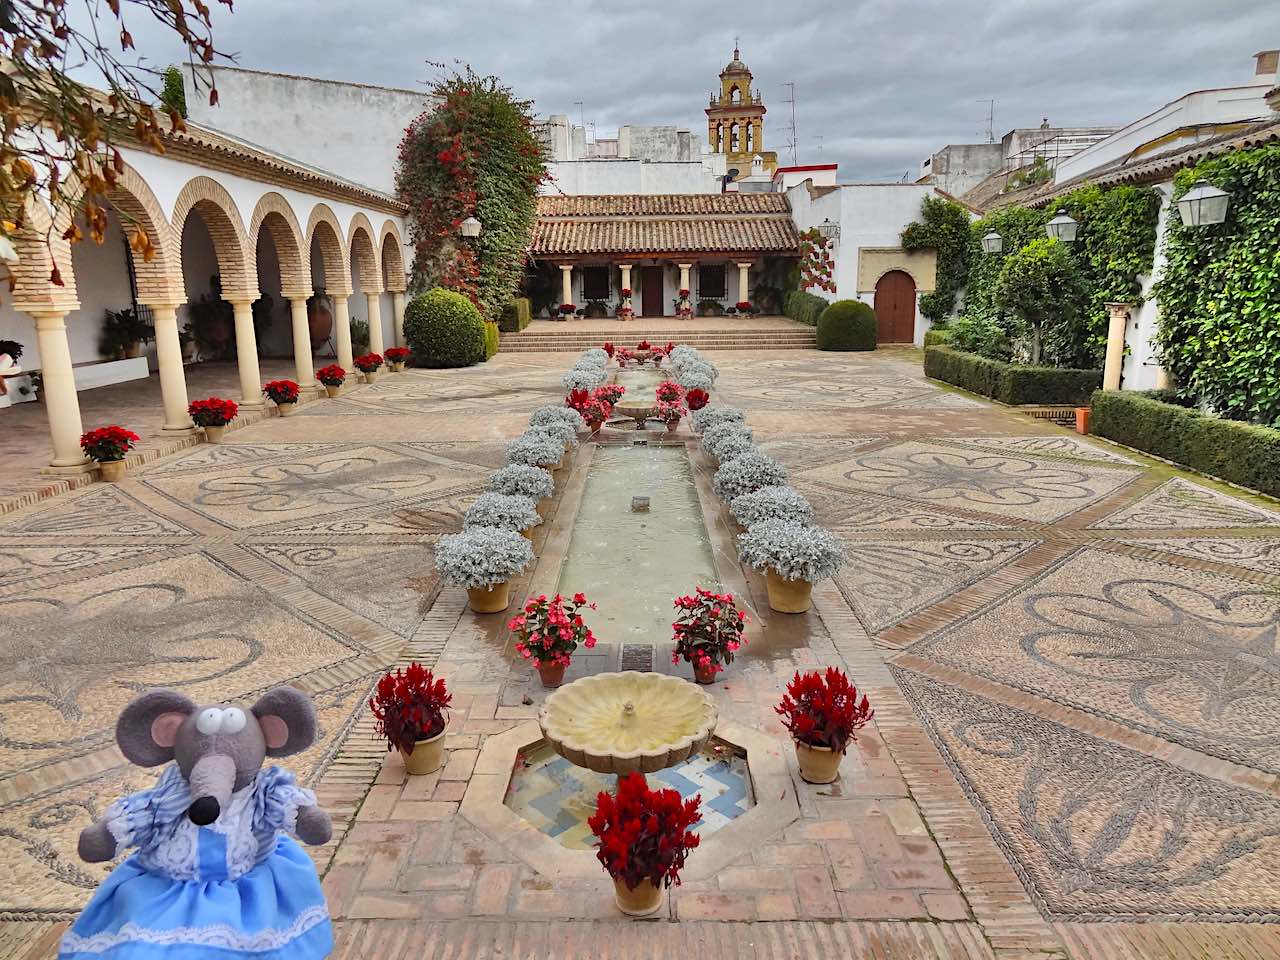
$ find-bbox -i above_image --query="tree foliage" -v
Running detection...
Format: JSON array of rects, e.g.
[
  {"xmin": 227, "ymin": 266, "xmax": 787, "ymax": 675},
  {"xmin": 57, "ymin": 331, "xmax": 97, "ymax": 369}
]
[
  {"xmin": 900, "ymin": 195, "xmax": 971, "ymax": 321},
  {"xmin": 1155, "ymin": 143, "xmax": 1280, "ymax": 426},
  {"xmin": 994, "ymin": 237, "xmax": 1086, "ymax": 365},
  {"xmin": 0, "ymin": 0, "xmax": 231, "ymax": 292},
  {"xmin": 395, "ymin": 67, "xmax": 547, "ymax": 319}
]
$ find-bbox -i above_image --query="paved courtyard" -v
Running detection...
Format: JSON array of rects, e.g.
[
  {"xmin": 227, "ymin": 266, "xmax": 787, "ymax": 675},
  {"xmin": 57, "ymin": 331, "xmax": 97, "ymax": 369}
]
[{"xmin": 0, "ymin": 348, "xmax": 1278, "ymax": 958}]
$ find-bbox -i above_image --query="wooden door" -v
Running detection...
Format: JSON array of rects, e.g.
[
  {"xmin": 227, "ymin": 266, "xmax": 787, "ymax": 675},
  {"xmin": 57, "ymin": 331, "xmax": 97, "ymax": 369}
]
[
  {"xmin": 641, "ymin": 267, "xmax": 665, "ymax": 317},
  {"xmin": 874, "ymin": 270, "xmax": 916, "ymax": 343}
]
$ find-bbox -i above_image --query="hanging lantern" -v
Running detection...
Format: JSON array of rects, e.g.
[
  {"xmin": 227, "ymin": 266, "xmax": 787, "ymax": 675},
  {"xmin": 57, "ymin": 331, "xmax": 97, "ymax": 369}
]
[
  {"xmin": 980, "ymin": 231, "xmax": 1003, "ymax": 254},
  {"xmin": 1175, "ymin": 180, "xmax": 1230, "ymax": 227},
  {"xmin": 1044, "ymin": 209, "xmax": 1078, "ymax": 244},
  {"xmin": 459, "ymin": 216, "xmax": 482, "ymax": 239}
]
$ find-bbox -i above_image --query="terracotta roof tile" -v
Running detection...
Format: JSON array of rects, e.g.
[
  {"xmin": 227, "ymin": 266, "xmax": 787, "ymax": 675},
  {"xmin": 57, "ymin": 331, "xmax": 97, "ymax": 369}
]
[{"xmin": 537, "ymin": 194, "xmax": 790, "ymax": 216}]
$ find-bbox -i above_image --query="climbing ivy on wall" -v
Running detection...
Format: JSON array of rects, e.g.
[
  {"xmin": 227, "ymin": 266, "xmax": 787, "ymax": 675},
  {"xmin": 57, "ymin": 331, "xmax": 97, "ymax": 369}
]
[
  {"xmin": 900, "ymin": 195, "xmax": 972, "ymax": 321},
  {"xmin": 396, "ymin": 67, "xmax": 548, "ymax": 319},
  {"xmin": 1156, "ymin": 142, "xmax": 1280, "ymax": 426}
]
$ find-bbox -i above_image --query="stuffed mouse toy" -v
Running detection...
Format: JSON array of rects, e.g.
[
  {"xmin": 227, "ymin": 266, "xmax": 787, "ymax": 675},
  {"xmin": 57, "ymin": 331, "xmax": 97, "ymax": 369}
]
[{"xmin": 61, "ymin": 687, "xmax": 334, "ymax": 959}]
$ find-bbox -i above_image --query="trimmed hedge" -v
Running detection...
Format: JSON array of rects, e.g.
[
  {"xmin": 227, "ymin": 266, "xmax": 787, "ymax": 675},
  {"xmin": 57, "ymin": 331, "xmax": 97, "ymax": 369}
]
[
  {"xmin": 782, "ymin": 289, "xmax": 828, "ymax": 326},
  {"xmin": 404, "ymin": 287, "xmax": 486, "ymax": 368},
  {"xmin": 816, "ymin": 300, "xmax": 877, "ymax": 351},
  {"xmin": 1091, "ymin": 390, "xmax": 1280, "ymax": 498},
  {"xmin": 498, "ymin": 297, "xmax": 531, "ymax": 332},
  {"xmin": 922, "ymin": 325, "xmax": 950, "ymax": 348},
  {"xmin": 924, "ymin": 345, "xmax": 1101, "ymax": 406}
]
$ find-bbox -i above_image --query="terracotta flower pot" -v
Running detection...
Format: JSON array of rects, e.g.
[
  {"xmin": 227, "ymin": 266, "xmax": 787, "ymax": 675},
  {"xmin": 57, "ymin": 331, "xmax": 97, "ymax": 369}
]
[
  {"xmin": 467, "ymin": 581, "xmax": 510, "ymax": 613},
  {"xmin": 613, "ymin": 878, "xmax": 663, "ymax": 917},
  {"xmin": 124, "ymin": 341, "xmax": 142, "ymax": 359},
  {"xmin": 203, "ymin": 424, "xmax": 226, "ymax": 443},
  {"xmin": 277, "ymin": 401, "xmax": 297, "ymax": 417},
  {"xmin": 520, "ymin": 525, "xmax": 535, "ymax": 541},
  {"xmin": 795, "ymin": 741, "xmax": 842, "ymax": 784},
  {"xmin": 766, "ymin": 569, "xmax": 813, "ymax": 613},
  {"xmin": 693, "ymin": 662, "xmax": 717, "ymax": 685},
  {"xmin": 665, "ymin": 420, "xmax": 679, "ymax": 433},
  {"xmin": 363, "ymin": 370, "xmax": 380, "ymax": 384},
  {"xmin": 1075, "ymin": 407, "xmax": 1091, "ymax": 435},
  {"xmin": 394, "ymin": 362, "xmax": 406, "ymax": 372},
  {"xmin": 98, "ymin": 459, "xmax": 127, "ymax": 483},
  {"xmin": 324, "ymin": 384, "xmax": 342, "ymax": 398},
  {"xmin": 587, "ymin": 420, "xmax": 603, "ymax": 433},
  {"xmin": 535, "ymin": 497, "xmax": 550, "ymax": 520},
  {"xmin": 537, "ymin": 661, "xmax": 567, "ymax": 688},
  {"xmin": 400, "ymin": 725, "xmax": 446, "ymax": 776}
]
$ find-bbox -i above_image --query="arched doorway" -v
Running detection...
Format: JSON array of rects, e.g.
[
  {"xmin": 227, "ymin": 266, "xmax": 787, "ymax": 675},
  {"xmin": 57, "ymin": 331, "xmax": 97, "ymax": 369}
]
[{"xmin": 874, "ymin": 270, "xmax": 916, "ymax": 344}]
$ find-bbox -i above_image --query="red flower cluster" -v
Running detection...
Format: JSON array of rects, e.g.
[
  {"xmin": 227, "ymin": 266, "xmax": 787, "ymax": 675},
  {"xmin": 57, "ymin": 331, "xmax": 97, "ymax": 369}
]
[
  {"xmin": 619, "ymin": 288, "xmax": 632, "ymax": 298},
  {"xmin": 636, "ymin": 340, "xmax": 652, "ymax": 351},
  {"xmin": 595, "ymin": 383, "xmax": 625, "ymax": 404},
  {"xmin": 664, "ymin": 341, "xmax": 675, "ymax": 354},
  {"xmin": 369, "ymin": 662, "xmax": 451, "ymax": 755},
  {"xmin": 354, "ymin": 352, "xmax": 384, "ymax": 372},
  {"xmin": 602, "ymin": 342, "xmax": 615, "ymax": 357},
  {"xmin": 735, "ymin": 301, "xmax": 752, "ymax": 312},
  {"xmin": 589, "ymin": 772, "xmax": 701, "ymax": 891},
  {"xmin": 798, "ymin": 228, "xmax": 837, "ymax": 294},
  {"xmin": 315, "ymin": 364, "xmax": 346, "ymax": 387},
  {"xmin": 684, "ymin": 388, "xmax": 710, "ymax": 411},
  {"xmin": 671, "ymin": 587, "xmax": 748, "ymax": 676},
  {"xmin": 776, "ymin": 668, "xmax": 874, "ymax": 754},
  {"xmin": 677, "ymin": 289, "xmax": 690, "ymax": 299},
  {"xmin": 655, "ymin": 399, "xmax": 686, "ymax": 424},
  {"xmin": 385, "ymin": 346, "xmax": 411, "ymax": 362},
  {"xmin": 262, "ymin": 379, "xmax": 300, "ymax": 404},
  {"xmin": 566, "ymin": 387, "xmax": 614, "ymax": 426},
  {"xmin": 508, "ymin": 592, "xmax": 597, "ymax": 668},
  {"xmin": 558, "ymin": 303, "xmax": 577, "ymax": 316},
  {"xmin": 79, "ymin": 425, "xmax": 139, "ymax": 462},
  {"xmin": 655, "ymin": 380, "xmax": 684, "ymax": 403},
  {"xmin": 187, "ymin": 396, "xmax": 238, "ymax": 427}
]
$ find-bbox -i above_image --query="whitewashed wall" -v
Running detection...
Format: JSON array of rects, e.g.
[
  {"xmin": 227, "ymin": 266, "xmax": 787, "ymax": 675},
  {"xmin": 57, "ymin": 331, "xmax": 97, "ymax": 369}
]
[{"xmin": 545, "ymin": 160, "xmax": 724, "ymax": 196}]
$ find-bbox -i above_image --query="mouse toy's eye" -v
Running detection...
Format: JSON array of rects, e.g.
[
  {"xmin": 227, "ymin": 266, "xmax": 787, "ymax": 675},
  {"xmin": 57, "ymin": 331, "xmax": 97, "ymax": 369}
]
[
  {"xmin": 196, "ymin": 708, "xmax": 223, "ymax": 735},
  {"xmin": 221, "ymin": 707, "xmax": 247, "ymax": 734}
]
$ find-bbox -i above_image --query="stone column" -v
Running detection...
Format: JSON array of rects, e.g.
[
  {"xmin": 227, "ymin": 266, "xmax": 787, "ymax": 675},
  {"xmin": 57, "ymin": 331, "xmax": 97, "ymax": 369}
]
[
  {"xmin": 560, "ymin": 265, "xmax": 573, "ymax": 306},
  {"xmin": 391, "ymin": 291, "xmax": 406, "ymax": 348},
  {"xmin": 365, "ymin": 291, "xmax": 385, "ymax": 356},
  {"xmin": 753, "ymin": 120, "xmax": 763, "ymax": 153},
  {"xmin": 619, "ymin": 264, "xmax": 632, "ymax": 299},
  {"xmin": 736, "ymin": 262, "xmax": 752, "ymax": 303},
  {"xmin": 32, "ymin": 311, "xmax": 90, "ymax": 471},
  {"xmin": 150, "ymin": 304, "xmax": 194, "ymax": 433},
  {"xmin": 1103, "ymin": 302, "xmax": 1131, "ymax": 391},
  {"xmin": 678, "ymin": 263, "xmax": 693, "ymax": 294},
  {"xmin": 331, "ymin": 295, "xmax": 355, "ymax": 372},
  {"xmin": 288, "ymin": 296, "xmax": 316, "ymax": 389},
  {"xmin": 229, "ymin": 299, "xmax": 264, "ymax": 408}
]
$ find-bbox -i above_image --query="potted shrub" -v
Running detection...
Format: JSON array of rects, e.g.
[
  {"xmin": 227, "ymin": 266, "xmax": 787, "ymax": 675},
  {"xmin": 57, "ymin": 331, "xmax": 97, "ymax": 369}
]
[
  {"xmin": 369, "ymin": 662, "xmax": 452, "ymax": 776},
  {"xmin": 729, "ymin": 485, "xmax": 813, "ymax": 527},
  {"xmin": 690, "ymin": 404, "xmax": 743, "ymax": 434},
  {"xmin": 701, "ymin": 424, "xmax": 755, "ymax": 464},
  {"xmin": 655, "ymin": 380, "xmax": 683, "ymax": 403},
  {"xmin": 80, "ymin": 425, "xmax": 140, "ymax": 483},
  {"xmin": 188, "ymin": 397, "xmax": 238, "ymax": 443},
  {"xmin": 735, "ymin": 300, "xmax": 752, "ymax": 313},
  {"xmin": 675, "ymin": 361, "xmax": 716, "ymax": 393},
  {"xmin": 488, "ymin": 463, "xmax": 555, "ymax": 518},
  {"xmin": 385, "ymin": 346, "xmax": 411, "ymax": 372},
  {"xmin": 737, "ymin": 519, "xmax": 844, "ymax": 613},
  {"xmin": 671, "ymin": 587, "xmax": 748, "ymax": 684},
  {"xmin": 617, "ymin": 289, "xmax": 633, "ymax": 321},
  {"xmin": 674, "ymin": 289, "xmax": 693, "ymax": 319},
  {"xmin": 531, "ymin": 420, "xmax": 580, "ymax": 456},
  {"xmin": 531, "ymin": 404, "xmax": 585, "ymax": 432},
  {"xmin": 684, "ymin": 387, "xmax": 709, "ymax": 412},
  {"xmin": 562, "ymin": 365, "xmax": 605, "ymax": 392},
  {"xmin": 615, "ymin": 347, "xmax": 631, "ymax": 368},
  {"xmin": 508, "ymin": 591, "xmax": 597, "ymax": 687},
  {"xmin": 506, "ymin": 430, "xmax": 565, "ymax": 472},
  {"xmin": 434, "ymin": 526, "xmax": 534, "ymax": 613},
  {"xmin": 776, "ymin": 668, "xmax": 874, "ymax": 784},
  {"xmin": 354, "ymin": 351, "xmax": 384, "ymax": 383},
  {"xmin": 589, "ymin": 772, "xmax": 701, "ymax": 916},
  {"xmin": 262, "ymin": 379, "xmax": 300, "ymax": 415},
  {"xmin": 656, "ymin": 399, "xmax": 686, "ymax": 433},
  {"xmin": 315, "ymin": 364, "xmax": 346, "ymax": 398},
  {"xmin": 464, "ymin": 492, "xmax": 543, "ymax": 540},
  {"xmin": 712, "ymin": 450, "xmax": 786, "ymax": 501},
  {"xmin": 557, "ymin": 303, "xmax": 576, "ymax": 321},
  {"xmin": 582, "ymin": 397, "xmax": 612, "ymax": 432},
  {"xmin": 603, "ymin": 342, "xmax": 615, "ymax": 358}
]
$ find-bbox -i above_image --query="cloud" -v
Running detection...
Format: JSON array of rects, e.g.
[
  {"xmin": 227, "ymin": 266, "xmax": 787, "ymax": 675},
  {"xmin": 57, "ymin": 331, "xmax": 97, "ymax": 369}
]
[{"xmin": 99, "ymin": 0, "xmax": 1280, "ymax": 181}]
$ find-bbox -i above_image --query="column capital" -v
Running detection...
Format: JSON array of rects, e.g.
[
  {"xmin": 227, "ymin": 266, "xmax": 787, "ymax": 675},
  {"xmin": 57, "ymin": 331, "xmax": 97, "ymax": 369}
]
[
  {"xmin": 30, "ymin": 310, "xmax": 70, "ymax": 329},
  {"xmin": 558, "ymin": 263, "xmax": 573, "ymax": 272},
  {"xmin": 361, "ymin": 286, "xmax": 385, "ymax": 296},
  {"xmin": 1104, "ymin": 302, "xmax": 1135, "ymax": 317},
  {"xmin": 677, "ymin": 262, "xmax": 695, "ymax": 270},
  {"xmin": 735, "ymin": 261, "xmax": 755, "ymax": 269}
]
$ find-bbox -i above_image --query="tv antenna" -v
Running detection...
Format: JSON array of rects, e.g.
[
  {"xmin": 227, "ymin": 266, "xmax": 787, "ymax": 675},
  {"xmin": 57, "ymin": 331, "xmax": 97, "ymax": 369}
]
[
  {"xmin": 814, "ymin": 135, "xmax": 824, "ymax": 156},
  {"xmin": 782, "ymin": 82, "xmax": 798, "ymax": 165},
  {"xmin": 977, "ymin": 98, "xmax": 995, "ymax": 143}
]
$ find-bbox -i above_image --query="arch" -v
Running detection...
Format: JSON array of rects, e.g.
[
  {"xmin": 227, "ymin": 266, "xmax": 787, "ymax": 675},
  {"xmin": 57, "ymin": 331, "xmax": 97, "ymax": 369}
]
[
  {"xmin": 249, "ymin": 193, "xmax": 309, "ymax": 297},
  {"xmin": 104, "ymin": 163, "xmax": 184, "ymax": 306},
  {"xmin": 873, "ymin": 270, "xmax": 917, "ymax": 344},
  {"xmin": 306, "ymin": 203, "xmax": 352, "ymax": 296},
  {"xmin": 347, "ymin": 212, "xmax": 380, "ymax": 293},
  {"xmin": 170, "ymin": 176, "xmax": 256, "ymax": 301},
  {"xmin": 8, "ymin": 196, "xmax": 81, "ymax": 313},
  {"xmin": 729, "ymin": 84, "xmax": 742, "ymax": 104},
  {"xmin": 378, "ymin": 220, "xmax": 407, "ymax": 293}
]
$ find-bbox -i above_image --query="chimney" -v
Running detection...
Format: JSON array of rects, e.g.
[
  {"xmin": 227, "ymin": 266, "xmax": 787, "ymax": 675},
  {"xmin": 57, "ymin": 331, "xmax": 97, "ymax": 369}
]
[{"xmin": 1253, "ymin": 49, "xmax": 1279, "ymax": 84}]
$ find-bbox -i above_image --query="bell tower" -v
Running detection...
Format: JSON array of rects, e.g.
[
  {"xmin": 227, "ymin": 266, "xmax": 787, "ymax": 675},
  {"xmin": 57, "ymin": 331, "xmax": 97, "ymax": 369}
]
[{"xmin": 706, "ymin": 42, "xmax": 778, "ymax": 180}]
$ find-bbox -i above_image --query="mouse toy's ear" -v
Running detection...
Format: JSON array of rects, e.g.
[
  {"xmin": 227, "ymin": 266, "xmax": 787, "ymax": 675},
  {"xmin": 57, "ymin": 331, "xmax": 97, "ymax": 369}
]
[
  {"xmin": 116, "ymin": 690, "xmax": 198, "ymax": 767},
  {"xmin": 251, "ymin": 687, "xmax": 318, "ymax": 757}
]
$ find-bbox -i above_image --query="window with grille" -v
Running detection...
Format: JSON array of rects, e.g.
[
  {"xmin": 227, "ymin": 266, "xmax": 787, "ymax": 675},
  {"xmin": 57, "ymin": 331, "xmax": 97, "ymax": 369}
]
[
  {"xmin": 698, "ymin": 264, "xmax": 726, "ymax": 300},
  {"xmin": 582, "ymin": 266, "xmax": 610, "ymax": 300}
]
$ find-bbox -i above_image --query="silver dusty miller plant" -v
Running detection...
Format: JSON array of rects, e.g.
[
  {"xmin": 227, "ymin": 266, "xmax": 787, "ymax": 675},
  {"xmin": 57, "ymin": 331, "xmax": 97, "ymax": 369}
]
[
  {"xmin": 691, "ymin": 404, "xmax": 745, "ymax": 433},
  {"xmin": 701, "ymin": 423, "xmax": 755, "ymax": 462},
  {"xmin": 712, "ymin": 449, "xmax": 787, "ymax": 501},
  {"xmin": 562, "ymin": 365, "xmax": 606, "ymax": 391},
  {"xmin": 530, "ymin": 405, "xmax": 584, "ymax": 430},
  {"xmin": 463, "ymin": 492, "xmax": 541, "ymax": 532},
  {"xmin": 729, "ymin": 485, "xmax": 814, "ymax": 526},
  {"xmin": 487, "ymin": 463, "xmax": 555, "ymax": 500},
  {"xmin": 435, "ymin": 526, "xmax": 534, "ymax": 588},
  {"xmin": 505, "ymin": 431, "xmax": 565, "ymax": 468},
  {"xmin": 736, "ymin": 518, "xmax": 844, "ymax": 583}
]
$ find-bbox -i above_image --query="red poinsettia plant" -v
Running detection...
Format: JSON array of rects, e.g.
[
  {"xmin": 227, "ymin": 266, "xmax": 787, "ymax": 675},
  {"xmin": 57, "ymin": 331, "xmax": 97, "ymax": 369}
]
[
  {"xmin": 589, "ymin": 772, "xmax": 701, "ymax": 891},
  {"xmin": 315, "ymin": 364, "xmax": 346, "ymax": 387},
  {"xmin": 671, "ymin": 587, "xmax": 748, "ymax": 677},
  {"xmin": 354, "ymin": 352, "xmax": 384, "ymax": 373},
  {"xmin": 602, "ymin": 342, "xmax": 615, "ymax": 357},
  {"xmin": 594, "ymin": 383, "xmax": 625, "ymax": 405},
  {"xmin": 187, "ymin": 397, "xmax": 238, "ymax": 427},
  {"xmin": 776, "ymin": 668, "xmax": 874, "ymax": 754},
  {"xmin": 655, "ymin": 399, "xmax": 686, "ymax": 425},
  {"xmin": 619, "ymin": 288, "xmax": 632, "ymax": 299},
  {"xmin": 80, "ymin": 425, "xmax": 140, "ymax": 462},
  {"xmin": 664, "ymin": 341, "xmax": 675, "ymax": 354},
  {"xmin": 655, "ymin": 380, "xmax": 684, "ymax": 403},
  {"xmin": 262, "ymin": 379, "xmax": 300, "ymax": 404},
  {"xmin": 684, "ymin": 388, "xmax": 710, "ymax": 411},
  {"xmin": 677, "ymin": 288, "xmax": 690, "ymax": 299},
  {"xmin": 558, "ymin": 303, "xmax": 577, "ymax": 316},
  {"xmin": 509, "ymin": 592, "xmax": 597, "ymax": 668},
  {"xmin": 369, "ymin": 662, "xmax": 452, "ymax": 754},
  {"xmin": 636, "ymin": 339, "xmax": 652, "ymax": 351},
  {"xmin": 385, "ymin": 346, "xmax": 411, "ymax": 363},
  {"xmin": 735, "ymin": 301, "xmax": 752, "ymax": 312}
]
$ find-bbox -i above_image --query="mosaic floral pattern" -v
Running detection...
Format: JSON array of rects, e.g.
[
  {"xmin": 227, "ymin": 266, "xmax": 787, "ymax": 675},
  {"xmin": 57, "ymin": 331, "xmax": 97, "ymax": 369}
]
[
  {"xmin": 1092, "ymin": 478, "xmax": 1280, "ymax": 530},
  {"xmin": 1118, "ymin": 537, "xmax": 1280, "ymax": 576}
]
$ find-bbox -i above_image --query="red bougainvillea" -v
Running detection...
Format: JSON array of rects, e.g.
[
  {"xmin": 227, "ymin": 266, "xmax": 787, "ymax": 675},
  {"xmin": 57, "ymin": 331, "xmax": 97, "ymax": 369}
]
[
  {"xmin": 798, "ymin": 227, "xmax": 837, "ymax": 294},
  {"xmin": 589, "ymin": 772, "xmax": 701, "ymax": 890},
  {"xmin": 369, "ymin": 662, "xmax": 451, "ymax": 754},
  {"xmin": 776, "ymin": 668, "xmax": 873, "ymax": 754}
]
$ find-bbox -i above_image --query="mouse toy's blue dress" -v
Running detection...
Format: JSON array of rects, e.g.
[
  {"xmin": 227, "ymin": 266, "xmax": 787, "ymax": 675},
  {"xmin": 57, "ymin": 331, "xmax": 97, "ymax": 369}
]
[{"xmin": 60, "ymin": 765, "xmax": 333, "ymax": 959}]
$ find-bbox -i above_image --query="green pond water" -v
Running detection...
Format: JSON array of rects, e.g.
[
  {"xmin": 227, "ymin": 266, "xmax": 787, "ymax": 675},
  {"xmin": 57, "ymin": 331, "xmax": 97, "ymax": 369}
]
[{"xmin": 555, "ymin": 445, "xmax": 720, "ymax": 645}]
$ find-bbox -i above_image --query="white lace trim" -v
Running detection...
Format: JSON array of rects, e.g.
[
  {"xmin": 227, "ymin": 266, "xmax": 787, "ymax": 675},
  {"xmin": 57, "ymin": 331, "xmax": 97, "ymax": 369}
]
[
  {"xmin": 102, "ymin": 800, "xmax": 132, "ymax": 850},
  {"xmin": 60, "ymin": 903, "xmax": 329, "ymax": 954}
]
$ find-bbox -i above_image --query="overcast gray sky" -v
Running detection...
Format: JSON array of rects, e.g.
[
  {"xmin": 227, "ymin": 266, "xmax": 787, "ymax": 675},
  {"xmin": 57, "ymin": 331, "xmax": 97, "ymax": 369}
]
[{"xmin": 116, "ymin": 0, "xmax": 1280, "ymax": 181}]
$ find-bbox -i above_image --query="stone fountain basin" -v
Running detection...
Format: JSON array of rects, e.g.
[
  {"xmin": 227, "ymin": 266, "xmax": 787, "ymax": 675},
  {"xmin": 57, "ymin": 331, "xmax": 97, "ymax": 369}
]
[
  {"xmin": 612, "ymin": 398, "xmax": 655, "ymax": 424},
  {"xmin": 538, "ymin": 671, "xmax": 718, "ymax": 774}
]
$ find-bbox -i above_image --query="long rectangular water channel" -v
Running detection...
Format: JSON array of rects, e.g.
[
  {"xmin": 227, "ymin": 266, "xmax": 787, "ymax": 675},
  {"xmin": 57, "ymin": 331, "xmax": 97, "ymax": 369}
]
[{"xmin": 556, "ymin": 445, "xmax": 721, "ymax": 644}]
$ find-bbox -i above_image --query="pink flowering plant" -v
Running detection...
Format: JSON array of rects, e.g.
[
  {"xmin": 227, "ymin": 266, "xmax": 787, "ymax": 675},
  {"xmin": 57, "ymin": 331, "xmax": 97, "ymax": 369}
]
[
  {"xmin": 509, "ymin": 592, "xmax": 598, "ymax": 668},
  {"xmin": 670, "ymin": 587, "xmax": 748, "ymax": 676}
]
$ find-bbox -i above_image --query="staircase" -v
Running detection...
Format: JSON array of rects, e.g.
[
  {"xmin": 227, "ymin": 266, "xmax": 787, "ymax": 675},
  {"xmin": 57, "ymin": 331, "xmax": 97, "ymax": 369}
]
[{"xmin": 499, "ymin": 326, "xmax": 817, "ymax": 353}]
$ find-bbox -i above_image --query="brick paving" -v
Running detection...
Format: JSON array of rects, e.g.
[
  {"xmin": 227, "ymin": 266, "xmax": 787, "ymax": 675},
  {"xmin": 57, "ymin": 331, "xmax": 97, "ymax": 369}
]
[{"xmin": 1, "ymin": 348, "xmax": 1279, "ymax": 958}]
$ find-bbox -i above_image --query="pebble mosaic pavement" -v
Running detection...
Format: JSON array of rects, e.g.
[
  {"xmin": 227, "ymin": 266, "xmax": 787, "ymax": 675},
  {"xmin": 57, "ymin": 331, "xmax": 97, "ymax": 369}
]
[{"xmin": 0, "ymin": 348, "xmax": 1277, "ymax": 959}]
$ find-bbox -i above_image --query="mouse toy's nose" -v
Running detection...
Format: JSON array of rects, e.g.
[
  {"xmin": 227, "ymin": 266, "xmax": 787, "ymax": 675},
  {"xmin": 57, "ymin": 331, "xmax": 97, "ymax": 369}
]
[{"xmin": 188, "ymin": 796, "xmax": 221, "ymax": 825}]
